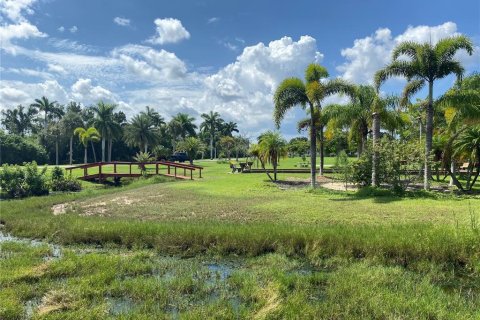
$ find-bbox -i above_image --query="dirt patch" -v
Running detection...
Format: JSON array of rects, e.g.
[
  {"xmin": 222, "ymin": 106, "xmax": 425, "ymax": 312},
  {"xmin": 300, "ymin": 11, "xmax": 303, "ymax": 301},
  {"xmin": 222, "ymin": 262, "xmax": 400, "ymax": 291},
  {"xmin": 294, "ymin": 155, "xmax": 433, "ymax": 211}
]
[
  {"xmin": 51, "ymin": 203, "xmax": 71, "ymax": 215},
  {"xmin": 275, "ymin": 176, "xmax": 358, "ymax": 191}
]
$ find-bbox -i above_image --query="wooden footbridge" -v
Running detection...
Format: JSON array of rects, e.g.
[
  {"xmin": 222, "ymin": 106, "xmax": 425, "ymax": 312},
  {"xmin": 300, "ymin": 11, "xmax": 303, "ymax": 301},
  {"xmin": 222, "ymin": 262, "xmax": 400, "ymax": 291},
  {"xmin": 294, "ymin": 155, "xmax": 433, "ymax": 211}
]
[{"xmin": 66, "ymin": 161, "xmax": 203, "ymax": 183}]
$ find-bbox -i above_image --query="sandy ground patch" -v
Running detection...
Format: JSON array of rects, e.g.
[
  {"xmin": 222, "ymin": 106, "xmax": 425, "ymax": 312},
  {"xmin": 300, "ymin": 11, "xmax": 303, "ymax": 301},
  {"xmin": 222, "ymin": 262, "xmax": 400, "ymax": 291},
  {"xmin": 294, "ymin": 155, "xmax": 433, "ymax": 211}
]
[{"xmin": 277, "ymin": 176, "xmax": 358, "ymax": 191}]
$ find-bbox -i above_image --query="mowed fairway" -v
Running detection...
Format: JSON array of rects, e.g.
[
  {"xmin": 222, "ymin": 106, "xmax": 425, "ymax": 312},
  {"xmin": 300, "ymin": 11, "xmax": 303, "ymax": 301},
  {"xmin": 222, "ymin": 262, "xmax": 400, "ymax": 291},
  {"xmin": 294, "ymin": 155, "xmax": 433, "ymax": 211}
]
[{"xmin": 1, "ymin": 160, "xmax": 480, "ymax": 319}]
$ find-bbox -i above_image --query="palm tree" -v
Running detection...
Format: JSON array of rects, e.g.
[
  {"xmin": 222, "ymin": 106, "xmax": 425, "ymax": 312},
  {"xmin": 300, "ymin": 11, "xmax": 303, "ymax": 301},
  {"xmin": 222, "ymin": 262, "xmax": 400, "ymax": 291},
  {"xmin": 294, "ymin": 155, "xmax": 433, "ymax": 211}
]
[
  {"xmin": 74, "ymin": 127, "xmax": 101, "ymax": 164},
  {"xmin": 142, "ymin": 106, "xmax": 165, "ymax": 128},
  {"xmin": 200, "ymin": 111, "xmax": 223, "ymax": 159},
  {"xmin": 437, "ymin": 73, "xmax": 480, "ymax": 186},
  {"xmin": 375, "ymin": 35, "xmax": 473, "ymax": 190},
  {"xmin": 30, "ymin": 96, "xmax": 58, "ymax": 129},
  {"xmin": 257, "ymin": 131, "xmax": 288, "ymax": 182},
  {"xmin": 221, "ymin": 121, "xmax": 239, "ymax": 137},
  {"xmin": 124, "ymin": 114, "xmax": 158, "ymax": 152},
  {"xmin": 170, "ymin": 113, "xmax": 197, "ymax": 139},
  {"xmin": 177, "ymin": 137, "xmax": 206, "ymax": 164},
  {"xmin": 453, "ymin": 126, "xmax": 480, "ymax": 191},
  {"xmin": 61, "ymin": 107, "xmax": 83, "ymax": 165},
  {"xmin": 274, "ymin": 64, "xmax": 355, "ymax": 186},
  {"xmin": 92, "ymin": 102, "xmax": 122, "ymax": 162}
]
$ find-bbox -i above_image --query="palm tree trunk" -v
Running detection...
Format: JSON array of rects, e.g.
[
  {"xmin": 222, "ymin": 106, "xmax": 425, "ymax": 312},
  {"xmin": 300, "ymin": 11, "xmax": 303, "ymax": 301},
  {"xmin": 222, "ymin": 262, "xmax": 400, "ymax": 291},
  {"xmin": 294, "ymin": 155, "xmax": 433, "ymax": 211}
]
[
  {"xmin": 91, "ymin": 141, "xmax": 97, "ymax": 162},
  {"xmin": 424, "ymin": 81, "xmax": 434, "ymax": 190},
  {"xmin": 372, "ymin": 112, "xmax": 380, "ymax": 186},
  {"xmin": 144, "ymin": 143, "xmax": 148, "ymax": 153},
  {"xmin": 55, "ymin": 139, "xmax": 59, "ymax": 165},
  {"xmin": 101, "ymin": 136, "xmax": 106, "ymax": 162},
  {"xmin": 210, "ymin": 135, "xmax": 214, "ymax": 159},
  {"xmin": 108, "ymin": 139, "xmax": 112, "ymax": 162},
  {"xmin": 319, "ymin": 125, "xmax": 324, "ymax": 176},
  {"xmin": 449, "ymin": 160, "xmax": 455, "ymax": 187},
  {"xmin": 69, "ymin": 136, "xmax": 73, "ymax": 165},
  {"xmin": 309, "ymin": 104, "xmax": 317, "ymax": 188},
  {"xmin": 84, "ymin": 147, "xmax": 88, "ymax": 164},
  {"xmin": 274, "ymin": 159, "xmax": 277, "ymax": 181}
]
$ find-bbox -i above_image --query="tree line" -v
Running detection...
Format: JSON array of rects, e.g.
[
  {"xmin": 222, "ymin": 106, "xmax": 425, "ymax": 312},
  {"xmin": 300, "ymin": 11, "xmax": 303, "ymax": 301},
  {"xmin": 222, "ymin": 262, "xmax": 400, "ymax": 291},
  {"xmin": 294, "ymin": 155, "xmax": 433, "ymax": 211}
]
[{"xmin": 1, "ymin": 101, "xmax": 249, "ymax": 165}]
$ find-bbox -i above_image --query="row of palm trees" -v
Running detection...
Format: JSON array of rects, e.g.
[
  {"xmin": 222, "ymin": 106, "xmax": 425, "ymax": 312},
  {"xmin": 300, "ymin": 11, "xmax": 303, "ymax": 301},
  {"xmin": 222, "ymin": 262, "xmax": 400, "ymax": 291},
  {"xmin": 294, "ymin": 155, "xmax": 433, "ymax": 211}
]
[
  {"xmin": 1, "ymin": 96, "xmax": 244, "ymax": 165},
  {"xmin": 274, "ymin": 35, "xmax": 476, "ymax": 190}
]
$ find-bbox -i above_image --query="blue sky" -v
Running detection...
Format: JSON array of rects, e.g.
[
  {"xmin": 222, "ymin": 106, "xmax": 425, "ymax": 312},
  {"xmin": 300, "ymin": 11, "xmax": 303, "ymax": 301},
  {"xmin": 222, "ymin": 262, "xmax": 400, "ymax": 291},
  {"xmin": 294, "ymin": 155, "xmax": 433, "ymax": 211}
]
[{"xmin": 1, "ymin": 0, "xmax": 479, "ymax": 138}]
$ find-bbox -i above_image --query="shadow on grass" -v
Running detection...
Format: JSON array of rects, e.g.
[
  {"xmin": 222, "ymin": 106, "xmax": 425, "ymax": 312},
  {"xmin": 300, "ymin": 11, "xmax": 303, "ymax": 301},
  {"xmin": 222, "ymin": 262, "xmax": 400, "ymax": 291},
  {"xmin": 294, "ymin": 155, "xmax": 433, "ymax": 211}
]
[{"xmin": 310, "ymin": 186, "xmax": 443, "ymax": 204}]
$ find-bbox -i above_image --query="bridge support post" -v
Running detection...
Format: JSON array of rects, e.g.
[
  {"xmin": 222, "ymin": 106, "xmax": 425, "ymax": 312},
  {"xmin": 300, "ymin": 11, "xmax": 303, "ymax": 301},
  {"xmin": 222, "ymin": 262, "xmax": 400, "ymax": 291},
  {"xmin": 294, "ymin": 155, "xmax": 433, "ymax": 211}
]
[{"xmin": 156, "ymin": 163, "xmax": 159, "ymax": 175}]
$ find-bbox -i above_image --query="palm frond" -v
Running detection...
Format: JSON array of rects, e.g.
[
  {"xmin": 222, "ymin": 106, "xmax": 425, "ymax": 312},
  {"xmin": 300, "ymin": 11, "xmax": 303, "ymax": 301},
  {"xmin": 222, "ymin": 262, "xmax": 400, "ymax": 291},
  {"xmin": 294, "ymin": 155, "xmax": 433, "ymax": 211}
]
[
  {"xmin": 273, "ymin": 77, "xmax": 308, "ymax": 127},
  {"xmin": 401, "ymin": 79, "xmax": 426, "ymax": 106},
  {"xmin": 392, "ymin": 41, "xmax": 420, "ymax": 60}
]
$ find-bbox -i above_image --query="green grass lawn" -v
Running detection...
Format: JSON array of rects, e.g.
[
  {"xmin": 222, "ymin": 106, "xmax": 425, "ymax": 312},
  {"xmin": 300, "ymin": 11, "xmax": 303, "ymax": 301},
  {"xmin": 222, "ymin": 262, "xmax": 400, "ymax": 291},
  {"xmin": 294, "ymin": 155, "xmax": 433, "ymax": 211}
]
[{"xmin": 1, "ymin": 159, "xmax": 480, "ymax": 319}]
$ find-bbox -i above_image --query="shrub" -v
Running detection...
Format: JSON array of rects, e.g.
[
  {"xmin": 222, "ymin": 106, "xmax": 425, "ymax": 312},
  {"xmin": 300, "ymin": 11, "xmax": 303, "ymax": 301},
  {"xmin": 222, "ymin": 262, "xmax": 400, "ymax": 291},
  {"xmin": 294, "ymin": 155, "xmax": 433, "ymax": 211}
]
[
  {"xmin": 51, "ymin": 166, "xmax": 64, "ymax": 182},
  {"xmin": 351, "ymin": 138, "xmax": 424, "ymax": 190},
  {"xmin": 50, "ymin": 166, "xmax": 82, "ymax": 192},
  {"xmin": 51, "ymin": 178, "xmax": 82, "ymax": 192},
  {"xmin": 0, "ymin": 131, "xmax": 48, "ymax": 165},
  {"xmin": 23, "ymin": 162, "xmax": 49, "ymax": 196},
  {"xmin": 0, "ymin": 164, "xmax": 27, "ymax": 198}
]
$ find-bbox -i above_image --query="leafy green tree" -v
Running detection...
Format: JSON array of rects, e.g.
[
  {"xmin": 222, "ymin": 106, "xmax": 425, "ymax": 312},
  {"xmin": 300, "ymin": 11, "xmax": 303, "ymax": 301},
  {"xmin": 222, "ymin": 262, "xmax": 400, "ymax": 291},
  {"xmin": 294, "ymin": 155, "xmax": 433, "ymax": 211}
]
[
  {"xmin": 1, "ymin": 105, "xmax": 38, "ymax": 136},
  {"xmin": 74, "ymin": 127, "xmax": 101, "ymax": 164},
  {"xmin": 177, "ymin": 137, "xmax": 206, "ymax": 164},
  {"xmin": 0, "ymin": 131, "xmax": 48, "ymax": 165},
  {"xmin": 257, "ymin": 131, "xmax": 288, "ymax": 182},
  {"xmin": 124, "ymin": 114, "xmax": 158, "ymax": 152},
  {"xmin": 274, "ymin": 63, "xmax": 355, "ymax": 187},
  {"xmin": 200, "ymin": 111, "xmax": 224, "ymax": 159},
  {"xmin": 219, "ymin": 136, "xmax": 235, "ymax": 160},
  {"xmin": 375, "ymin": 35, "xmax": 473, "ymax": 190}
]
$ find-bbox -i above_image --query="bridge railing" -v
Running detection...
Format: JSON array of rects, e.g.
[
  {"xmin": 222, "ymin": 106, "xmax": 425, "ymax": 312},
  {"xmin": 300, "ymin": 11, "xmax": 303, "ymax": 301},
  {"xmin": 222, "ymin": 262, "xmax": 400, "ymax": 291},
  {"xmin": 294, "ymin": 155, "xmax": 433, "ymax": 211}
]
[{"xmin": 65, "ymin": 161, "xmax": 203, "ymax": 181}]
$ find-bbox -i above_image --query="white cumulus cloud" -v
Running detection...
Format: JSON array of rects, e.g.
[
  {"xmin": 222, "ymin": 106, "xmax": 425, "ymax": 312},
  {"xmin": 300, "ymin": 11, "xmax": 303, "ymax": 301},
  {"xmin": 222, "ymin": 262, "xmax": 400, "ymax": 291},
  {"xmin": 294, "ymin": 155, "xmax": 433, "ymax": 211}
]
[
  {"xmin": 0, "ymin": 0, "xmax": 36, "ymax": 23},
  {"xmin": 71, "ymin": 78, "xmax": 115, "ymax": 103},
  {"xmin": 147, "ymin": 18, "xmax": 190, "ymax": 45},
  {"xmin": 0, "ymin": 21, "xmax": 46, "ymax": 54},
  {"xmin": 337, "ymin": 22, "xmax": 478, "ymax": 84}
]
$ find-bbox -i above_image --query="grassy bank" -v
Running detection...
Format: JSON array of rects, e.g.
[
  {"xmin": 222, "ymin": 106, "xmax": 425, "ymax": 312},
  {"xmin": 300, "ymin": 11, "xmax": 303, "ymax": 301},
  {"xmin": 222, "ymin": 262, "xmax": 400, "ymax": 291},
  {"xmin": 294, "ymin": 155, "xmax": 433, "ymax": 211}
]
[{"xmin": 1, "ymin": 160, "xmax": 480, "ymax": 318}]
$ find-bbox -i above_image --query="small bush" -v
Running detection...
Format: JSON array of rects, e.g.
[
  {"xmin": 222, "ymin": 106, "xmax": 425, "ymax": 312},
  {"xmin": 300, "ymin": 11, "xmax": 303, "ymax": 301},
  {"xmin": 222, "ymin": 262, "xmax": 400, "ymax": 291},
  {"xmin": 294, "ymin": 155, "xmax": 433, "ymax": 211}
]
[
  {"xmin": 51, "ymin": 178, "xmax": 82, "ymax": 192},
  {"xmin": 51, "ymin": 166, "xmax": 64, "ymax": 182},
  {"xmin": 0, "ymin": 164, "xmax": 27, "ymax": 198},
  {"xmin": 50, "ymin": 166, "xmax": 82, "ymax": 192},
  {"xmin": 23, "ymin": 162, "xmax": 49, "ymax": 196}
]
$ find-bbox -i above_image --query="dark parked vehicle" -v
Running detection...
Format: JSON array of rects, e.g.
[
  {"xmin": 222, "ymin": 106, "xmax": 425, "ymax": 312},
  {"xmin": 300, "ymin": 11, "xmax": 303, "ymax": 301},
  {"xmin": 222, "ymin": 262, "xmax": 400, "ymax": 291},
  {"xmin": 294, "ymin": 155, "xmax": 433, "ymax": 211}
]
[{"xmin": 168, "ymin": 152, "xmax": 188, "ymax": 163}]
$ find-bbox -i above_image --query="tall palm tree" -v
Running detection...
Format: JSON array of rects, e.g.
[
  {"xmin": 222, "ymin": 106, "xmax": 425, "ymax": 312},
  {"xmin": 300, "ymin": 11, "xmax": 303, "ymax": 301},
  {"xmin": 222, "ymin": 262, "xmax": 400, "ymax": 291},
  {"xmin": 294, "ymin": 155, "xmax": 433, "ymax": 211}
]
[
  {"xmin": 124, "ymin": 114, "xmax": 158, "ymax": 152},
  {"xmin": 61, "ymin": 108, "xmax": 83, "ymax": 165},
  {"xmin": 200, "ymin": 111, "xmax": 223, "ymax": 159},
  {"xmin": 221, "ymin": 121, "xmax": 239, "ymax": 137},
  {"xmin": 274, "ymin": 63, "xmax": 355, "ymax": 186},
  {"xmin": 30, "ymin": 96, "xmax": 58, "ymax": 129},
  {"xmin": 375, "ymin": 35, "xmax": 473, "ymax": 190},
  {"xmin": 74, "ymin": 127, "xmax": 101, "ymax": 164},
  {"xmin": 142, "ymin": 106, "xmax": 165, "ymax": 128},
  {"xmin": 170, "ymin": 113, "xmax": 197, "ymax": 139},
  {"xmin": 92, "ymin": 102, "xmax": 122, "ymax": 162},
  {"xmin": 257, "ymin": 131, "xmax": 288, "ymax": 182}
]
